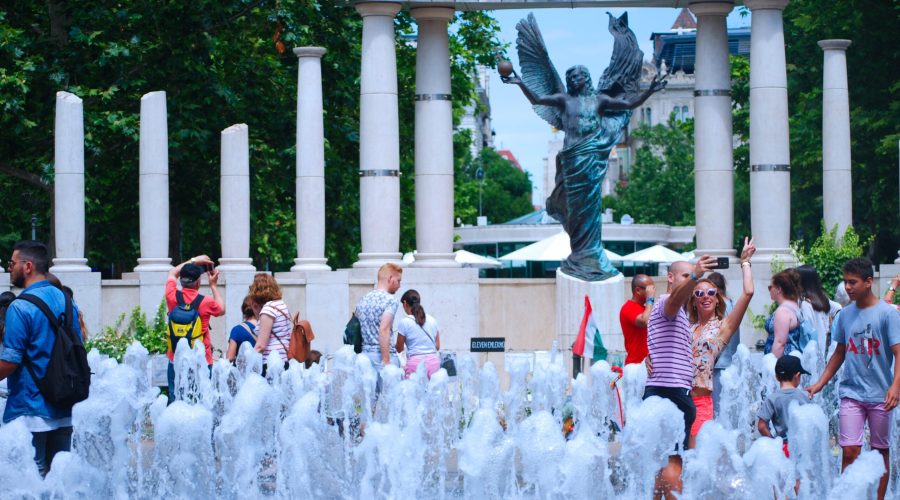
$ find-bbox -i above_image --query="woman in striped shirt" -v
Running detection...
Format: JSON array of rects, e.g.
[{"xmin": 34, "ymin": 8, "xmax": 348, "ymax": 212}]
[{"xmin": 249, "ymin": 273, "xmax": 292, "ymax": 372}]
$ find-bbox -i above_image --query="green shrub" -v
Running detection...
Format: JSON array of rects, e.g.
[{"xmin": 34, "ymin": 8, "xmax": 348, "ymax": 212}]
[
  {"xmin": 792, "ymin": 223, "xmax": 870, "ymax": 298},
  {"xmin": 85, "ymin": 300, "xmax": 168, "ymax": 361}
]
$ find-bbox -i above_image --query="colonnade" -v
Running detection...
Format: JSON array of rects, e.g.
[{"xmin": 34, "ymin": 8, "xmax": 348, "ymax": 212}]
[
  {"xmin": 41, "ymin": 1, "xmax": 865, "ymax": 334},
  {"xmin": 690, "ymin": 0, "xmax": 854, "ymax": 262}
]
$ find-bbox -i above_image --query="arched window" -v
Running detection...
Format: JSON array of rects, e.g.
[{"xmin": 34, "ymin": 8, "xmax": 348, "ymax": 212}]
[
  {"xmin": 673, "ymin": 105, "xmax": 681, "ymax": 122},
  {"xmin": 682, "ymin": 105, "xmax": 690, "ymax": 120},
  {"xmin": 646, "ymin": 107, "xmax": 652, "ymax": 125}
]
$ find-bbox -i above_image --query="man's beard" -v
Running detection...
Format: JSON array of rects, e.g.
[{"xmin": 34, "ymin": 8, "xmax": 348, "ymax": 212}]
[{"xmin": 11, "ymin": 272, "xmax": 25, "ymax": 288}]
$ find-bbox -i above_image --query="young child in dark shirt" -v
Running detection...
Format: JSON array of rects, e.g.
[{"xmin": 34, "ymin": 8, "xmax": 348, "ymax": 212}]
[{"xmin": 757, "ymin": 355, "xmax": 810, "ymax": 456}]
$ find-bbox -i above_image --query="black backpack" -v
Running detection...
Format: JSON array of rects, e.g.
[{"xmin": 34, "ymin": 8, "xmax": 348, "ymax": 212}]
[
  {"xmin": 343, "ymin": 313, "xmax": 362, "ymax": 354},
  {"xmin": 17, "ymin": 293, "xmax": 91, "ymax": 407}
]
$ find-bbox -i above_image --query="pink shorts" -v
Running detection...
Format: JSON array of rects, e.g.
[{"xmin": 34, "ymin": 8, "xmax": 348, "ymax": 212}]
[
  {"xmin": 690, "ymin": 395, "xmax": 714, "ymax": 437},
  {"xmin": 839, "ymin": 398, "xmax": 893, "ymax": 449},
  {"xmin": 404, "ymin": 353, "xmax": 440, "ymax": 380}
]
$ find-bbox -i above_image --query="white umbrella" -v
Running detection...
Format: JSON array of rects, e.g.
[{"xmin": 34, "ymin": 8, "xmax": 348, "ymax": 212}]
[
  {"xmin": 621, "ymin": 244, "xmax": 685, "ymax": 264},
  {"xmin": 498, "ymin": 231, "xmax": 623, "ymax": 262},
  {"xmin": 402, "ymin": 250, "xmax": 502, "ymax": 269},
  {"xmin": 454, "ymin": 249, "xmax": 502, "ymax": 269},
  {"xmin": 681, "ymin": 250, "xmax": 695, "ymax": 261}
]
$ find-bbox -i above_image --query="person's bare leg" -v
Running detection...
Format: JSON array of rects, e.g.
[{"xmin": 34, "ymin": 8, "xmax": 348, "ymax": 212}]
[
  {"xmin": 875, "ymin": 447, "xmax": 889, "ymax": 500},
  {"xmin": 687, "ymin": 434, "xmax": 697, "ymax": 450},
  {"xmin": 653, "ymin": 456, "xmax": 683, "ymax": 500},
  {"xmin": 841, "ymin": 444, "xmax": 861, "ymax": 471}
]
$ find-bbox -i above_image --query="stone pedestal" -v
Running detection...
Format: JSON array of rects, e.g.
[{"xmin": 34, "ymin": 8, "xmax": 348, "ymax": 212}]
[
  {"xmin": 53, "ymin": 271, "xmax": 102, "ymax": 337},
  {"xmin": 746, "ymin": 0, "xmax": 792, "ymax": 263},
  {"xmin": 410, "ymin": 7, "xmax": 457, "ymax": 268},
  {"xmin": 555, "ymin": 270, "xmax": 626, "ymax": 362},
  {"xmin": 0, "ymin": 272, "xmax": 10, "ymax": 293},
  {"xmin": 690, "ymin": 1, "xmax": 736, "ymax": 257},
  {"xmin": 293, "ymin": 47, "xmax": 330, "ymax": 271},
  {"xmin": 285, "ymin": 270, "xmax": 352, "ymax": 355},
  {"xmin": 52, "ymin": 91, "xmax": 90, "ymax": 272},
  {"xmin": 818, "ymin": 39, "xmax": 853, "ymax": 236},
  {"xmin": 135, "ymin": 91, "xmax": 172, "ymax": 272},
  {"xmin": 220, "ymin": 124, "xmax": 256, "ymax": 273},
  {"xmin": 354, "ymin": 2, "xmax": 402, "ymax": 268},
  {"xmin": 219, "ymin": 271, "xmax": 257, "ymax": 343}
]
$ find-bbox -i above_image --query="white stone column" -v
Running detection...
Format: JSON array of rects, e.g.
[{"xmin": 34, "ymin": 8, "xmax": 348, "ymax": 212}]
[
  {"xmin": 219, "ymin": 124, "xmax": 258, "ymax": 332},
  {"xmin": 819, "ymin": 39, "xmax": 853, "ymax": 236},
  {"xmin": 690, "ymin": 1, "xmax": 736, "ymax": 257},
  {"xmin": 135, "ymin": 91, "xmax": 172, "ymax": 271},
  {"xmin": 219, "ymin": 124, "xmax": 255, "ymax": 271},
  {"xmin": 50, "ymin": 91, "xmax": 101, "ymax": 335},
  {"xmin": 52, "ymin": 91, "xmax": 89, "ymax": 273},
  {"xmin": 292, "ymin": 47, "xmax": 330, "ymax": 271},
  {"xmin": 410, "ymin": 7, "xmax": 458, "ymax": 268},
  {"xmin": 747, "ymin": 0, "xmax": 792, "ymax": 262},
  {"xmin": 354, "ymin": 2, "xmax": 402, "ymax": 268}
]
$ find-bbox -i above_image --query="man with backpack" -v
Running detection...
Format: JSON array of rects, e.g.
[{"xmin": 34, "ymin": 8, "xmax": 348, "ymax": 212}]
[
  {"xmin": 165, "ymin": 255, "xmax": 225, "ymax": 404},
  {"xmin": 0, "ymin": 240, "xmax": 87, "ymax": 476}
]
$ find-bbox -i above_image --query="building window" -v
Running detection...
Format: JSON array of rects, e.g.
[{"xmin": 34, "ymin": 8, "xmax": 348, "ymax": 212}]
[{"xmin": 682, "ymin": 105, "xmax": 690, "ymax": 120}]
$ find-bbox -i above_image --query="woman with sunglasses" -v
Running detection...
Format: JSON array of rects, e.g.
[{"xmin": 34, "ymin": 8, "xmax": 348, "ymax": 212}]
[{"xmin": 687, "ymin": 237, "xmax": 756, "ymax": 447}]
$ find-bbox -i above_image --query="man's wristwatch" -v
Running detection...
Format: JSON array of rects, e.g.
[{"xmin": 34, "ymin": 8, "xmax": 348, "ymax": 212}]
[{"xmin": 646, "ymin": 297, "xmax": 655, "ymax": 306}]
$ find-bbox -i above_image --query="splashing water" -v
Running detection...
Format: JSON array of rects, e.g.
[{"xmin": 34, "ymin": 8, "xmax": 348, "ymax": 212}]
[{"xmin": 0, "ymin": 341, "xmax": 889, "ymax": 498}]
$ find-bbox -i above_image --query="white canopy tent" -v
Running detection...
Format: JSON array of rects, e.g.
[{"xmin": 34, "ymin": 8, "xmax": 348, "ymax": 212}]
[
  {"xmin": 402, "ymin": 249, "xmax": 502, "ymax": 269},
  {"xmin": 498, "ymin": 231, "xmax": 623, "ymax": 262},
  {"xmin": 620, "ymin": 244, "xmax": 685, "ymax": 264}
]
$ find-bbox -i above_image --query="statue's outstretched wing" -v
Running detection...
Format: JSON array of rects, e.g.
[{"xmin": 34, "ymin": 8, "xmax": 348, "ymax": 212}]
[
  {"xmin": 515, "ymin": 13, "xmax": 565, "ymax": 129},
  {"xmin": 596, "ymin": 12, "xmax": 644, "ymax": 101}
]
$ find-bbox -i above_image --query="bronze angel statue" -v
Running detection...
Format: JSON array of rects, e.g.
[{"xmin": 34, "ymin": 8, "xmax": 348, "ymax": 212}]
[{"xmin": 502, "ymin": 12, "xmax": 665, "ymax": 281}]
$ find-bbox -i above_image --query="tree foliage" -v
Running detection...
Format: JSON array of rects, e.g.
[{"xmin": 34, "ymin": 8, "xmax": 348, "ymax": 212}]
[
  {"xmin": 0, "ymin": 2, "xmax": 505, "ymax": 273},
  {"xmin": 782, "ymin": 0, "xmax": 899, "ymax": 262},
  {"xmin": 454, "ymin": 144, "xmax": 534, "ymax": 226},
  {"xmin": 605, "ymin": 115, "xmax": 695, "ymax": 227}
]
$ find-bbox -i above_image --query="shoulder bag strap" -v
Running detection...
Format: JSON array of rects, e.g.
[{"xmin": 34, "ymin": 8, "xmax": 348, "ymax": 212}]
[
  {"xmin": 15, "ymin": 293, "xmax": 73, "ymax": 384},
  {"xmin": 240, "ymin": 321, "xmax": 257, "ymax": 339},
  {"xmin": 417, "ymin": 320, "xmax": 437, "ymax": 350},
  {"xmin": 272, "ymin": 306, "xmax": 292, "ymax": 353},
  {"xmin": 175, "ymin": 290, "xmax": 185, "ymax": 307}
]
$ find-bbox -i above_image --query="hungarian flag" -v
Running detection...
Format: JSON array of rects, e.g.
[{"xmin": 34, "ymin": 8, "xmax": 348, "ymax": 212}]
[{"xmin": 573, "ymin": 295, "xmax": 607, "ymax": 361}]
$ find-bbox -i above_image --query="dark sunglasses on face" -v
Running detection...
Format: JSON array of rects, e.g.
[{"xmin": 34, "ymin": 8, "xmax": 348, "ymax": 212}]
[{"xmin": 693, "ymin": 289, "xmax": 718, "ymax": 298}]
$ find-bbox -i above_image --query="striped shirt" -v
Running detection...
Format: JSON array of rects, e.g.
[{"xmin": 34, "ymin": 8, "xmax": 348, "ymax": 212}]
[
  {"xmin": 260, "ymin": 299, "xmax": 292, "ymax": 363},
  {"xmin": 646, "ymin": 294, "xmax": 693, "ymax": 389}
]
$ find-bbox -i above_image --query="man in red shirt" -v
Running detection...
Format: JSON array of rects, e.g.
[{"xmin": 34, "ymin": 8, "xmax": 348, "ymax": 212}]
[
  {"xmin": 619, "ymin": 274, "xmax": 656, "ymax": 364},
  {"xmin": 165, "ymin": 255, "xmax": 225, "ymax": 403}
]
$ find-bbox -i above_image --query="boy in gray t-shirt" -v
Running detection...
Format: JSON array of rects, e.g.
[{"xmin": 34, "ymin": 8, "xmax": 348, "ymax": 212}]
[
  {"xmin": 806, "ymin": 258, "xmax": 900, "ymax": 500},
  {"xmin": 757, "ymin": 355, "xmax": 810, "ymax": 455}
]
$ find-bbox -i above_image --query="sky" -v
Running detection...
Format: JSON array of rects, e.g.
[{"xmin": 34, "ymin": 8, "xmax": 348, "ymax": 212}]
[{"xmin": 483, "ymin": 7, "xmax": 750, "ymax": 205}]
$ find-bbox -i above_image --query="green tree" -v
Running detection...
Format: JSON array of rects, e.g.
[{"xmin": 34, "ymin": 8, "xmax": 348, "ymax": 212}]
[
  {"xmin": 455, "ymin": 146, "xmax": 534, "ymax": 226},
  {"xmin": 0, "ymin": 2, "xmax": 503, "ymax": 272},
  {"xmin": 782, "ymin": 0, "xmax": 899, "ymax": 262},
  {"xmin": 605, "ymin": 115, "xmax": 695, "ymax": 227}
]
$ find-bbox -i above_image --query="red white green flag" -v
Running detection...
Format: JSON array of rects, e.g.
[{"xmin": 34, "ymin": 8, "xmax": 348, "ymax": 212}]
[{"xmin": 572, "ymin": 295, "xmax": 607, "ymax": 361}]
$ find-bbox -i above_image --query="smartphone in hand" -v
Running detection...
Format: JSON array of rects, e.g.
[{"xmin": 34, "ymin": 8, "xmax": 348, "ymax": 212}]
[{"xmin": 711, "ymin": 257, "xmax": 730, "ymax": 269}]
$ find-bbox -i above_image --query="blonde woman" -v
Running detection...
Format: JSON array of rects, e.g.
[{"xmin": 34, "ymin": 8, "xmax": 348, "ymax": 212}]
[{"xmin": 686, "ymin": 238, "xmax": 756, "ymax": 447}]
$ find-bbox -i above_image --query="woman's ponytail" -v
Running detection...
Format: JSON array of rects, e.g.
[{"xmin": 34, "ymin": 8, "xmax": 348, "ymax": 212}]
[{"xmin": 401, "ymin": 289, "xmax": 426, "ymax": 326}]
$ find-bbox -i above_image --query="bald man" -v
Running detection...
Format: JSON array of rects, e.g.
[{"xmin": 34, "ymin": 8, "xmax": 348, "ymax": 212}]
[
  {"xmin": 619, "ymin": 274, "xmax": 656, "ymax": 364},
  {"xmin": 644, "ymin": 256, "xmax": 715, "ymax": 499}
]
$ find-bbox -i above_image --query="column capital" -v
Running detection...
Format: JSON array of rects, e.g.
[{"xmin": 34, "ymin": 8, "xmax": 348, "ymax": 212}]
[
  {"xmin": 689, "ymin": 1, "xmax": 734, "ymax": 17},
  {"xmin": 355, "ymin": 2, "xmax": 400, "ymax": 17},
  {"xmin": 293, "ymin": 46, "xmax": 326, "ymax": 58},
  {"xmin": 410, "ymin": 6, "xmax": 455, "ymax": 22},
  {"xmin": 744, "ymin": 0, "xmax": 788, "ymax": 11},
  {"xmin": 818, "ymin": 39, "xmax": 852, "ymax": 51}
]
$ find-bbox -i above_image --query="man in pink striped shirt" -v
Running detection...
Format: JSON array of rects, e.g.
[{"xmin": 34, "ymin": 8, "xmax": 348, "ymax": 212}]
[{"xmin": 644, "ymin": 255, "xmax": 714, "ymax": 499}]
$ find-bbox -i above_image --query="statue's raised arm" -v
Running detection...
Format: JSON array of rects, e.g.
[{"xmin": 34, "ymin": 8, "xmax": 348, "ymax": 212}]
[{"xmin": 500, "ymin": 13, "xmax": 566, "ymax": 130}]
